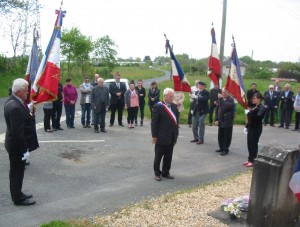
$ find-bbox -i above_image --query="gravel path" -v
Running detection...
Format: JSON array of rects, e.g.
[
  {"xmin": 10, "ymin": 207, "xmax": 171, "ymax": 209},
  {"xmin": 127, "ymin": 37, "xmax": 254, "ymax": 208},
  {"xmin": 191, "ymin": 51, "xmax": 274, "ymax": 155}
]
[{"xmin": 71, "ymin": 171, "xmax": 252, "ymax": 226}]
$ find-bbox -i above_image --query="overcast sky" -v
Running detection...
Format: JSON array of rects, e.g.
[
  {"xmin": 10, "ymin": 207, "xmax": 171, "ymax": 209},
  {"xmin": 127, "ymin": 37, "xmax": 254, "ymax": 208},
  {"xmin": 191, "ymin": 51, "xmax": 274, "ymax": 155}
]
[{"xmin": 2, "ymin": 0, "xmax": 300, "ymax": 62}]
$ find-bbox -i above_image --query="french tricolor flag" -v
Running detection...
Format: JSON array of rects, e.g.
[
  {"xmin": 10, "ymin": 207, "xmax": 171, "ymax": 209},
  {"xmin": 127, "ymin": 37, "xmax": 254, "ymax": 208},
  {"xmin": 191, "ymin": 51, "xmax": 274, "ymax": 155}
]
[
  {"xmin": 225, "ymin": 37, "xmax": 248, "ymax": 109},
  {"xmin": 208, "ymin": 25, "xmax": 221, "ymax": 85},
  {"xmin": 31, "ymin": 9, "xmax": 66, "ymax": 104},
  {"xmin": 165, "ymin": 36, "xmax": 191, "ymax": 92},
  {"xmin": 289, "ymin": 157, "xmax": 300, "ymax": 203}
]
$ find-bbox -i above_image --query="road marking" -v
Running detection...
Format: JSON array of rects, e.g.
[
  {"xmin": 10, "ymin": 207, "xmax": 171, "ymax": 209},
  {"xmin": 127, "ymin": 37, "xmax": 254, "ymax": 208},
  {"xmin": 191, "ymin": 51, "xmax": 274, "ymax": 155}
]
[
  {"xmin": 39, "ymin": 140, "xmax": 105, "ymax": 143},
  {"xmin": 0, "ymin": 111, "xmax": 82, "ymax": 143}
]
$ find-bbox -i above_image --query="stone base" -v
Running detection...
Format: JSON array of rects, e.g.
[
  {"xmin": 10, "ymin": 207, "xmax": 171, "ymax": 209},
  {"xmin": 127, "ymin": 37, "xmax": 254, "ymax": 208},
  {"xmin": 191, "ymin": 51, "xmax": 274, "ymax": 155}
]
[{"xmin": 207, "ymin": 209, "xmax": 249, "ymax": 227}]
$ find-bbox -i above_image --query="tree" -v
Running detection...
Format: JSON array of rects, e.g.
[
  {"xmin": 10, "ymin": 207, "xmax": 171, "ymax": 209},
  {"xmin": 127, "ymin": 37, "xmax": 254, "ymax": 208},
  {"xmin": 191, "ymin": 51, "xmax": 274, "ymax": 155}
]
[
  {"xmin": 0, "ymin": 0, "xmax": 26, "ymax": 14},
  {"xmin": 143, "ymin": 55, "xmax": 151, "ymax": 62},
  {"xmin": 93, "ymin": 35, "xmax": 118, "ymax": 74},
  {"xmin": 61, "ymin": 27, "xmax": 93, "ymax": 76}
]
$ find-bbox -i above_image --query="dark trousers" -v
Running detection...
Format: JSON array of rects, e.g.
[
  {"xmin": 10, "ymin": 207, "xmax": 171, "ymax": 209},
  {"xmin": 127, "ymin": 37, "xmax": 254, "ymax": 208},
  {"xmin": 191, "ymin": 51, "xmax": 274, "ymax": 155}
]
[
  {"xmin": 9, "ymin": 154, "xmax": 25, "ymax": 202},
  {"xmin": 65, "ymin": 104, "xmax": 75, "ymax": 127},
  {"xmin": 52, "ymin": 100, "xmax": 63, "ymax": 129},
  {"xmin": 43, "ymin": 108, "xmax": 52, "ymax": 131},
  {"xmin": 81, "ymin": 103, "xmax": 91, "ymax": 126},
  {"xmin": 154, "ymin": 144, "xmax": 174, "ymax": 176},
  {"xmin": 135, "ymin": 103, "xmax": 145, "ymax": 123},
  {"xmin": 209, "ymin": 105, "xmax": 217, "ymax": 124},
  {"xmin": 247, "ymin": 127, "xmax": 262, "ymax": 163},
  {"xmin": 127, "ymin": 107, "xmax": 138, "ymax": 124},
  {"xmin": 149, "ymin": 105, "xmax": 154, "ymax": 119},
  {"xmin": 218, "ymin": 126, "xmax": 233, "ymax": 152},
  {"xmin": 295, "ymin": 112, "xmax": 300, "ymax": 130},
  {"xmin": 188, "ymin": 106, "xmax": 193, "ymax": 125},
  {"xmin": 280, "ymin": 107, "xmax": 293, "ymax": 128},
  {"xmin": 264, "ymin": 107, "xmax": 275, "ymax": 125},
  {"xmin": 110, "ymin": 101, "xmax": 124, "ymax": 125},
  {"xmin": 94, "ymin": 104, "xmax": 106, "ymax": 130}
]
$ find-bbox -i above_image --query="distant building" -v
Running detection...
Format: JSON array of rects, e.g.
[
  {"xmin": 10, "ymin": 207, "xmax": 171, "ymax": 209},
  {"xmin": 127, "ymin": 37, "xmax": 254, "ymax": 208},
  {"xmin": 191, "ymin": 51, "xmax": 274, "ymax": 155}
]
[{"xmin": 222, "ymin": 56, "xmax": 247, "ymax": 76}]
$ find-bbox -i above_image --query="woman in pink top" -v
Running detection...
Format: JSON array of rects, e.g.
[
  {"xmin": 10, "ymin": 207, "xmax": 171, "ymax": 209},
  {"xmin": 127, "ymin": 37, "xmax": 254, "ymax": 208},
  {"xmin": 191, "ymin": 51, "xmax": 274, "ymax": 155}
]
[{"xmin": 124, "ymin": 81, "xmax": 139, "ymax": 128}]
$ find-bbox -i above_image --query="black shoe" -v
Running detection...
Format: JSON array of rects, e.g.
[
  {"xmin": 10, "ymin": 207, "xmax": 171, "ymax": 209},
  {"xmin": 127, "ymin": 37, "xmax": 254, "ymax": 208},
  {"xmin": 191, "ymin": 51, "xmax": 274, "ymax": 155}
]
[
  {"xmin": 53, "ymin": 128, "xmax": 58, "ymax": 131},
  {"xmin": 119, "ymin": 124, "xmax": 124, "ymax": 127},
  {"xmin": 86, "ymin": 125, "xmax": 91, "ymax": 128},
  {"xmin": 190, "ymin": 139, "xmax": 199, "ymax": 143},
  {"xmin": 71, "ymin": 126, "xmax": 75, "ymax": 128},
  {"xmin": 215, "ymin": 149, "xmax": 222, "ymax": 152},
  {"xmin": 221, "ymin": 151, "xmax": 228, "ymax": 156},
  {"xmin": 140, "ymin": 121, "xmax": 143, "ymax": 126},
  {"xmin": 21, "ymin": 193, "xmax": 33, "ymax": 200},
  {"xmin": 162, "ymin": 174, "xmax": 174, "ymax": 179},
  {"xmin": 14, "ymin": 199, "xmax": 36, "ymax": 206},
  {"xmin": 155, "ymin": 175, "xmax": 161, "ymax": 181},
  {"xmin": 57, "ymin": 127, "xmax": 64, "ymax": 130},
  {"xmin": 285, "ymin": 127, "xmax": 289, "ymax": 129},
  {"xmin": 94, "ymin": 129, "xmax": 99, "ymax": 133},
  {"xmin": 101, "ymin": 129, "xmax": 107, "ymax": 133},
  {"xmin": 209, "ymin": 123, "xmax": 212, "ymax": 126},
  {"xmin": 278, "ymin": 125, "xmax": 283, "ymax": 128},
  {"xmin": 109, "ymin": 124, "xmax": 113, "ymax": 127}
]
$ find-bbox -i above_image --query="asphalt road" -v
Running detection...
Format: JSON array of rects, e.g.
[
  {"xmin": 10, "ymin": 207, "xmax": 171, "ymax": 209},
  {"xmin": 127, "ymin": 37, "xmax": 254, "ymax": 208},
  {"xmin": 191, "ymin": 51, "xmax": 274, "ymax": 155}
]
[{"xmin": 0, "ymin": 71, "xmax": 299, "ymax": 227}]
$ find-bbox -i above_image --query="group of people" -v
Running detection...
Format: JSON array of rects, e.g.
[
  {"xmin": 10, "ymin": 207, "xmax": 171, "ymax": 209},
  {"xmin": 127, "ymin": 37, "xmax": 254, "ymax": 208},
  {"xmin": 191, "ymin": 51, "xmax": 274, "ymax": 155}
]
[
  {"xmin": 188, "ymin": 79, "xmax": 300, "ymax": 168},
  {"xmin": 4, "ymin": 75, "xmax": 300, "ymax": 205}
]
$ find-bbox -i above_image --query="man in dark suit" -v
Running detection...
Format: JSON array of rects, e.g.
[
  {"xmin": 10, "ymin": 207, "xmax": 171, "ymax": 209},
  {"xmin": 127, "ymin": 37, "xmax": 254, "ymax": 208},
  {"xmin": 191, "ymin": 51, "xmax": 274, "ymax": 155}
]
[
  {"xmin": 190, "ymin": 81, "xmax": 209, "ymax": 144},
  {"xmin": 151, "ymin": 88, "xmax": 179, "ymax": 181},
  {"xmin": 215, "ymin": 88, "xmax": 235, "ymax": 156},
  {"xmin": 4, "ymin": 78, "xmax": 39, "ymax": 206},
  {"xmin": 246, "ymin": 83, "xmax": 259, "ymax": 108},
  {"xmin": 263, "ymin": 85, "xmax": 279, "ymax": 126},
  {"xmin": 278, "ymin": 84, "xmax": 294, "ymax": 129},
  {"xmin": 91, "ymin": 78, "xmax": 109, "ymax": 133},
  {"xmin": 109, "ymin": 73, "xmax": 126, "ymax": 126}
]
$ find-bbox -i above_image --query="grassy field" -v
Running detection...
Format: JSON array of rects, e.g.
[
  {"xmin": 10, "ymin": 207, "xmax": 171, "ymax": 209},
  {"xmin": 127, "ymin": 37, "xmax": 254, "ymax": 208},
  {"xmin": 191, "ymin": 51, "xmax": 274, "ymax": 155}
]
[{"xmin": 0, "ymin": 66, "xmax": 164, "ymax": 97}]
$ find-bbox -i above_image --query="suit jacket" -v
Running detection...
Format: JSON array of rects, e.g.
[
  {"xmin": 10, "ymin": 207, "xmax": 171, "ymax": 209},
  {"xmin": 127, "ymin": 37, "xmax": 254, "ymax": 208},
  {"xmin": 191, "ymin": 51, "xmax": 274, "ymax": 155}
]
[
  {"xmin": 193, "ymin": 89, "xmax": 209, "ymax": 116},
  {"xmin": 264, "ymin": 90, "xmax": 279, "ymax": 109},
  {"xmin": 109, "ymin": 82, "xmax": 126, "ymax": 105},
  {"xmin": 148, "ymin": 88, "xmax": 160, "ymax": 106},
  {"xmin": 209, "ymin": 88, "xmax": 222, "ymax": 107},
  {"xmin": 279, "ymin": 90, "xmax": 294, "ymax": 110},
  {"xmin": 151, "ymin": 102, "xmax": 179, "ymax": 146},
  {"xmin": 4, "ymin": 96, "xmax": 39, "ymax": 155},
  {"xmin": 91, "ymin": 86, "xmax": 109, "ymax": 113},
  {"xmin": 215, "ymin": 96, "xmax": 235, "ymax": 128}
]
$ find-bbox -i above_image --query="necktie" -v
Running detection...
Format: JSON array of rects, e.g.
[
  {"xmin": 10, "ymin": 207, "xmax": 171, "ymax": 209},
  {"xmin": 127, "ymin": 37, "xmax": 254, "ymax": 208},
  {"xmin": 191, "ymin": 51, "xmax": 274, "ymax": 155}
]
[
  {"xmin": 23, "ymin": 102, "xmax": 30, "ymax": 112},
  {"xmin": 117, "ymin": 83, "xmax": 120, "ymax": 89},
  {"xmin": 270, "ymin": 92, "xmax": 273, "ymax": 99}
]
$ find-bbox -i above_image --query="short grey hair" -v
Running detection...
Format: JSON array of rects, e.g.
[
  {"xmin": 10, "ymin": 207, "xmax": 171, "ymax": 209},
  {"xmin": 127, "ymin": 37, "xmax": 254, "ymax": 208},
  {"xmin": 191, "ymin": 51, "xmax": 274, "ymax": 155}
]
[
  {"xmin": 12, "ymin": 78, "xmax": 29, "ymax": 94},
  {"xmin": 97, "ymin": 78, "xmax": 104, "ymax": 83},
  {"xmin": 163, "ymin": 88, "xmax": 174, "ymax": 96}
]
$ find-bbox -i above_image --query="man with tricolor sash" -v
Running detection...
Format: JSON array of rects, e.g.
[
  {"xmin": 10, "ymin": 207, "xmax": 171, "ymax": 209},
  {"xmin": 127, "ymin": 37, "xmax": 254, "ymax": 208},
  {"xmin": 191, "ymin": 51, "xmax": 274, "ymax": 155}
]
[{"xmin": 151, "ymin": 88, "xmax": 179, "ymax": 181}]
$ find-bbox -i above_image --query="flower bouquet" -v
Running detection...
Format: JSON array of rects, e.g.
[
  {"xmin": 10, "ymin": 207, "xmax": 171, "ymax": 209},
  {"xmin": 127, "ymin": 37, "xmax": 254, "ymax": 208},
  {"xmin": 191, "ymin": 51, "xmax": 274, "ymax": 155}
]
[{"xmin": 221, "ymin": 198, "xmax": 242, "ymax": 219}]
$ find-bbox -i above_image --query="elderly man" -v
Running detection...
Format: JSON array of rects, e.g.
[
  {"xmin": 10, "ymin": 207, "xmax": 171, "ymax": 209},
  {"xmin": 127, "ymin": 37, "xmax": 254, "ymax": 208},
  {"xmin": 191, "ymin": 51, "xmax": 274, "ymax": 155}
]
[
  {"xmin": 215, "ymin": 89, "xmax": 235, "ymax": 156},
  {"xmin": 190, "ymin": 81, "xmax": 209, "ymax": 145},
  {"xmin": 91, "ymin": 78, "xmax": 109, "ymax": 133},
  {"xmin": 151, "ymin": 88, "xmax": 179, "ymax": 181},
  {"xmin": 263, "ymin": 85, "xmax": 279, "ymax": 126},
  {"xmin": 91, "ymin": 73, "xmax": 100, "ymax": 87},
  {"xmin": 278, "ymin": 84, "xmax": 294, "ymax": 129},
  {"xmin": 4, "ymin": 78, "xmax": 39, "ymax": 206}
]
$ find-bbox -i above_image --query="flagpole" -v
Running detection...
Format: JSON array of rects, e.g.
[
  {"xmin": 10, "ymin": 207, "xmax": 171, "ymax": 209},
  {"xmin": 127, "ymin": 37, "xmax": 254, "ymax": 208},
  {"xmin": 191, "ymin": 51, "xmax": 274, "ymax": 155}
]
[{"xmin": 219, "ymin": 0, "xmax": 227, "ymax": 77}]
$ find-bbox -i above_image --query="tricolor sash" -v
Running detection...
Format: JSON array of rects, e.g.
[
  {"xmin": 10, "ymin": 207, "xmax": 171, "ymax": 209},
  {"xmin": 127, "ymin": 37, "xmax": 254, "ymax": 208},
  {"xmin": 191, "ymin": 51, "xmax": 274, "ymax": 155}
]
[{"xmin": 158, "ymin": 102, "xmax": 177, "ymax": 126}]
